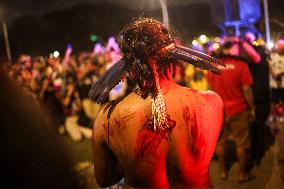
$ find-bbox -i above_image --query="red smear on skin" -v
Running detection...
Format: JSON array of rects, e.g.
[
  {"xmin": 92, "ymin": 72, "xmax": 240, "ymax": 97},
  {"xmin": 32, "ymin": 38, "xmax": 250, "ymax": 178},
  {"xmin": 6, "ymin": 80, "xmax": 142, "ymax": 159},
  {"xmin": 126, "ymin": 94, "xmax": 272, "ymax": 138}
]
[
  {"xmin": 135, "ymin": 115, "xmax": 176, "ymax": 160},
  {"xmin": 135, "ymin": 122, "xmax": 171, "ymax": 188},
  {"xmin": 190, "ymin": 113, "xmax": 201, "ymax": 158},
  {"xmin": 182, "ymin": 105, "xmax": 206, "ymax": 159},
  {"xmin": 181, "ymin": 105, "xmax": 210, "ymax": 187},
  {"xmin": 135, "ymin": 129, "xmax": 167, "ymax": 160},
  {"xmin": 182, "ymin": 106, "xmax": 191, "ymax": 123},
  {"xmin": 133, "ymin": 95, "xmax": 213, "ymax": 186},
  {"xmin": 183, "ymin": 106, "xmax": 199, "ymax": 157}
]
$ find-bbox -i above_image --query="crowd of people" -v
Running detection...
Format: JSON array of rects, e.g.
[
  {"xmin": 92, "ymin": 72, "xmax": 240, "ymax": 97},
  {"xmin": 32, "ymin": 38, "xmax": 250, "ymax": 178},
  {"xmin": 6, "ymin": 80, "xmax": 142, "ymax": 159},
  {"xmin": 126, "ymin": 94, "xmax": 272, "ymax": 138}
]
[
  {"xmin": 6, "ymin": 37, "xmax": 124, "ymax": 141},
  {"xmin": 4, "ymin": 31, "xmax": 284, "ymax": 183}
]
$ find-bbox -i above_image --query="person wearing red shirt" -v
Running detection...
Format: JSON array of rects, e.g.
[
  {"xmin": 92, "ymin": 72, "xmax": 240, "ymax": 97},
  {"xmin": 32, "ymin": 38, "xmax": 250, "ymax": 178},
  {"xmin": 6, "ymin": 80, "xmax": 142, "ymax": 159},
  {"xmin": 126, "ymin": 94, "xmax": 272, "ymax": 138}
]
[{"xmin": 207, "ymin": 41, "xmax": 255, "ymax": 183}]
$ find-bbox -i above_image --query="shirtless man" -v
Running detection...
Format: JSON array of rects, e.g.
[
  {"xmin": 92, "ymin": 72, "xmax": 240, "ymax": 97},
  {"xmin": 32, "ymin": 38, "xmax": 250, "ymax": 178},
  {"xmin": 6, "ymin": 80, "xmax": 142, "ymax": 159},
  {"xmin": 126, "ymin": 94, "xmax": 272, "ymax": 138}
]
[{"xmin": 91, "ymin": 18, "xmax": 224, "ymax": 189}]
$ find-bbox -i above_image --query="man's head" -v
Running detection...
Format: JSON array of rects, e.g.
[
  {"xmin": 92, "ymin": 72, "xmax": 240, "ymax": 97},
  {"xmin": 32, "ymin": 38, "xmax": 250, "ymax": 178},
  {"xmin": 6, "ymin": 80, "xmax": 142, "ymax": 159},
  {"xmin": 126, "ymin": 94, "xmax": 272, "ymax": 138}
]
[
  {"xmin": 89, "ymin": 18, "xmax": 224, "ymax": 104},
  {"xmin": 222, "ymin": 42, "xmax": 240, "ymax": 56},
  {"xmin": 120, "ymin": 18, "xmax": 175, "ymax": 98}
]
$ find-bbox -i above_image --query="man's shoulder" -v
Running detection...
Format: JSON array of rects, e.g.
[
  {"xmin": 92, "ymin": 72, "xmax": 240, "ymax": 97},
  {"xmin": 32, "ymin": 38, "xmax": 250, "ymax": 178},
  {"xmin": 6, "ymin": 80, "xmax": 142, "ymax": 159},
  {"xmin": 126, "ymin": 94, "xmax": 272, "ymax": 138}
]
[
  {"xmin": 196, "ymin": 90, "xmax": 223, "ymax": 105},
  {"xmin": 109, "ymin": 92, "xmax": 146, "ymax": 115},
  {"xmin": 178, "ymin": 88, "xmax": 224, "ymax": 122},
  {"xmin": 178, "ymin": 87, "xmax": 223, "ymax": 106}
]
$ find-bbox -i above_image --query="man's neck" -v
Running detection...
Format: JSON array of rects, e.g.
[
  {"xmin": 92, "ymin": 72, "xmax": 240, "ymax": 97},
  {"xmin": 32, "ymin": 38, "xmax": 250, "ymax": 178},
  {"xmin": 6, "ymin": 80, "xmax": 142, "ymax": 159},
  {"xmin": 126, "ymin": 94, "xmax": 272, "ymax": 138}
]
[{"xmin": 159, "ymin": 76, "xmax": 176, "ymax": 94}]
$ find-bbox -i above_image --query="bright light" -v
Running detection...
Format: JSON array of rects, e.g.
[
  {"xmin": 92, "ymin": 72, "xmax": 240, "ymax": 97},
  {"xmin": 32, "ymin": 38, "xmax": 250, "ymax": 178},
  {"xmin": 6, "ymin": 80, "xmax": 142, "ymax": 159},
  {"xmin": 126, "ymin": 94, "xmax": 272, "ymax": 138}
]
[
  {"xmin": 192, "ymin": 40, "xmax": 199, "ymax": 46},
  {"xmin": 215, "ymin": 37, "xmax": 220, "ymax": 43},
  {"xmin": 253, "ymin": 41, "xmax": 260, "ymax": 46},
  {"xmin": 90, "ymin": 34, "xmax": 98, "ymax": 42},
  {"xmin": 199, "ymin": 35, "xmax": 208, "ymax": 44},
  {"xmin": 213, "ymin": 43, "xmax": 220, "ymax": 49},
  {"xmin": 53, "ymin": 51, "xmax": 60, "ymax": 58},
  {"xmin": 267, "ymin": 41, "xmax": 274, "ymax": 49}
]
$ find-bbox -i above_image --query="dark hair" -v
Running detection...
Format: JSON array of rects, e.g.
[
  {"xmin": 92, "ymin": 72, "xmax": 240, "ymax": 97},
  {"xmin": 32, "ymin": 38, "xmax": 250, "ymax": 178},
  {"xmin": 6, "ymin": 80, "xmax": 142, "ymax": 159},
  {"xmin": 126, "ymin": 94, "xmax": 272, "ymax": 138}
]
[
  {"xmin": 120, "ymin": 18, "xmax": 176, "ymax": 98},
  {"xmin": 222, "ymin": 41, "xmax": 235, "ymax": 49}
]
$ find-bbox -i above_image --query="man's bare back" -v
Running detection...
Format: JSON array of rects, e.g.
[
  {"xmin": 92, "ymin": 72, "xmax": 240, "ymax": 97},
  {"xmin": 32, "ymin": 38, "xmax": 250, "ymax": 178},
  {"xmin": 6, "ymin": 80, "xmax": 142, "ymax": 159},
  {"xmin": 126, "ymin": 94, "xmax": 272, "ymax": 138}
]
[{"xmin": 92, "ymin": 82, "xmax": 223, "ymax": 189}]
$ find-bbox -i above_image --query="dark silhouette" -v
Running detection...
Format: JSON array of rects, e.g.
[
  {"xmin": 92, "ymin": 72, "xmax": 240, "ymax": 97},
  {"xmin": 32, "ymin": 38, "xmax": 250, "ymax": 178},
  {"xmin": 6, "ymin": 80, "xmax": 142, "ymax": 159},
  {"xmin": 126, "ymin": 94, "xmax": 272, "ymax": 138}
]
[{"xmin": 0, "ymin": 67, "xmax": 82, "ymax": 189}]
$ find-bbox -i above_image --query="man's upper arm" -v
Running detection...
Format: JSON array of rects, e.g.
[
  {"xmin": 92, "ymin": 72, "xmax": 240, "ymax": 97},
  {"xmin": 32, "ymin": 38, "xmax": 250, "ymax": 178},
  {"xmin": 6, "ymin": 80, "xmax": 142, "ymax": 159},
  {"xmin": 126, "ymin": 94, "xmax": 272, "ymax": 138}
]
[
  {"xmin": 208, "ymin": 91, "xmax": 224, "ymax": 118},
  {"xmin": 199, "ymin": 91, "xmax": 224, "ymax": 156},
  {"xmin": 92, "ymin": 111, "xmax": 108, "ymax": 186},
  {"xmin": 242, "ymin": 42, "xmax": 261, "ymax": 63},
  {"xmin": 200, "ymin": 90, "xmax": 223, "ymax": 108},
  {"xmin": 92, "ymin": 108, "xmax": 123, "ymax": 187},
  {"xmin": 199, "ymin": 90, "xmax": 224, "ymax": 126}
]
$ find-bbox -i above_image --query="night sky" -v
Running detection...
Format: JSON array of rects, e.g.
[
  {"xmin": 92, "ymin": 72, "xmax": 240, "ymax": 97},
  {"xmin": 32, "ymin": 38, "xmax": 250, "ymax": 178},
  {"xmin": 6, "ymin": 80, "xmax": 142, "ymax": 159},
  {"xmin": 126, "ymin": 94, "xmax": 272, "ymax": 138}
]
[
  {"xmin": 1, "ymin": 0, "xmax": 284, "ymax": 23},
  {"xmin": 1, "ymin": 0, "xmax": 284, "ymax": 34},
  {"xmin": 1, "ymin": 0, "xmax": 207, "ymax": 21},
  {"xmin": 1, "ymin": 0, "xmax": 284, "ymax": 57},
  {"xmin": 1, "ymin": 0, "xmax": 93, "ymax": 21}
]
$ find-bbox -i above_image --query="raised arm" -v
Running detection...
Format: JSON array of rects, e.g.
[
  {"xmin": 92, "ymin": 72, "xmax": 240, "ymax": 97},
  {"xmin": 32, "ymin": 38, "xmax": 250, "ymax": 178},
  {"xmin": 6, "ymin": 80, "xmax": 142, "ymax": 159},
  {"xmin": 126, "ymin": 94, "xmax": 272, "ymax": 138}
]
[
  {"xmin": 242, "ymin": 85, "xmax": 255, "ymax": 121},
  {"xmin": 241, "ymin": 42, "xmax": 261, "ymax": 64},
  {"xmin": 92, "ymin": 109, "xmax": 124, "ymax": 187},
  {"xmin": 240, "ymin": 62, "xmax": 255, "ymax": 121}
]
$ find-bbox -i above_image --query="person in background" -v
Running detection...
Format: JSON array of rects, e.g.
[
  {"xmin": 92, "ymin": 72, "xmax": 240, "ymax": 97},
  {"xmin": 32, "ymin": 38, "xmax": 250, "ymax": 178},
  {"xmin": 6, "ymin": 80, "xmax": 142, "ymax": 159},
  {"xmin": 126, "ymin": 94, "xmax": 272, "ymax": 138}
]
[
  {"xmin": 30, "ymin": 56, "xmax": 45, "ymax": 96},
  {"xmin": 64, "ymin": 57, "xmax": 98, "ymax": 141},
  {"xmin": 243, "ymin": 32, "xmax": 271, "ymax": 165},
  {"xmin": 39, "ymin": 58, "xmax": 65, "ymax": 131},
  {"xmin": 207, "ymin": 41, "xmax": 255, "ymax": 182},
  {"xmin": 269, "ymin": 39, "xmax": 284, "ymax": 119}
]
